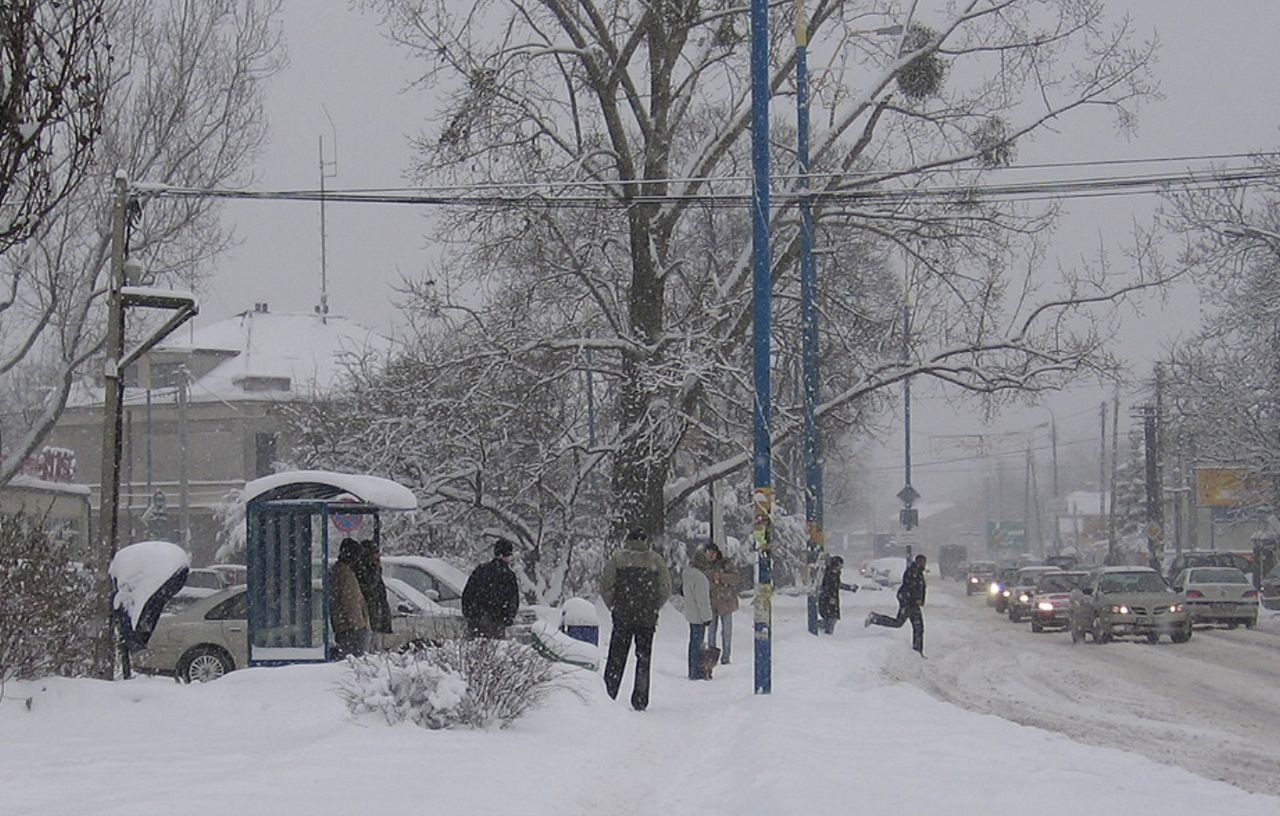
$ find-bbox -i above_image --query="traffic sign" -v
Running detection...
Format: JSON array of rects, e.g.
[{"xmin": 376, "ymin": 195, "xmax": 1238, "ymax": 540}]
[{"xmin": 897, "ymin": 484, "xmax": 921, "ymax": 505}]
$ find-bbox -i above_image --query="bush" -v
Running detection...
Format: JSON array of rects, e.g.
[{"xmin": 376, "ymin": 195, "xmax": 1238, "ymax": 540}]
[
  {"xmin": 337, "ymin": 638, "xmax": 571, "ymax": 729},
  {"xmin": 0, "ymin": 513, "xmax": 96, "ymax": 684}
]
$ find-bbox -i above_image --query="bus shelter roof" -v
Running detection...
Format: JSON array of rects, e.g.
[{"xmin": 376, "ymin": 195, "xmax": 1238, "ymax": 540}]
[{"xmin": 242, "ymin": 469, "xmax": 418, "ymax": 511}]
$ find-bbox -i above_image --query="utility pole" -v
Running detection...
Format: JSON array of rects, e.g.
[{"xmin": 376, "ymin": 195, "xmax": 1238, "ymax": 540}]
[
  {"xmin": 177, "ymin": 366, "xmax": 190, "ymax": 551},
  {"xmin": 1143, "ymin": 403, "xmax": 1162, "ymax": 571},
  {"xmin": 93, "ymin": 173, "xmax": 129, "ymax": 679},
  {"xmin": 1108, "ymin": 390, "xmax": 1120, "ymax": 563},
  {"xmin": 1099, "ymin": 401, "xmax": 1107, "ymax": 556}
]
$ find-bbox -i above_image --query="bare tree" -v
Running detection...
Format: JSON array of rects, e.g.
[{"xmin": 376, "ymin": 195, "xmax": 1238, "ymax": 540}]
[{"xmin": 0, "ymin": 0, "xmax": 284, "ymax": 488}]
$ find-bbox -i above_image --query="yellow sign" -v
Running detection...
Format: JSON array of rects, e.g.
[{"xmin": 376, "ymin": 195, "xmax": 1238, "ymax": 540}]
[{"xmin": 1195, "ymin": 467, "xmax": 1255, "ymax": 507}]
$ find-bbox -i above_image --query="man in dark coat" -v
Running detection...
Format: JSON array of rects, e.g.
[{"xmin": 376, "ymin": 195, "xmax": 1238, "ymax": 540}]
[
  {"xmin": 865, "ymin": 554, "xmax": 928, "ymax": 655},
  {"xmin": 353, "ymin": 539, "xmax": 393, "ymax": 646},
  {"xmin": 817, "ymin": 555, "xmax": 858, "ymax": 634},
  {"xmin": 462, "ymin": 538, "xmax": 521, "ymax": 638},
  {"xmin": 601, "ymin": 527, "xmax": 672, "ymax": 711}
]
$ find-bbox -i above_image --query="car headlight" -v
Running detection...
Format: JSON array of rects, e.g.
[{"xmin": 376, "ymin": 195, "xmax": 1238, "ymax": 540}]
[
  {"xmin": 1108, "ymin": 604, "xmax": 1131, "ymax": 615},
  {"xmin": 989, "ymin": 584, "xmax": 1001, "ymax": 596},
  {"xmin": 1037, "ymin": 601, "xmax": 1055, "ymax": 612},
  {"xmin": 1169, "ymin": 603, "xmax": 1184, "ymax": 613},
  {"xmin": 970, "ymin": 576, "xmax": 979, "ymax": 583},
  {"xmin": 1018, "ymin": 593, "xmax": 1030, "ymax": 603}
]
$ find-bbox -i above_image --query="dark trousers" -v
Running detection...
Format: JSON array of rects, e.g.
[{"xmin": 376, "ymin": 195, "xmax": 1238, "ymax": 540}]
[
  {"xmin": 687, "ymin": 622, "xmax": 708, "ymax": 679},
  {"xmin": 867, "ymin": 603, "xmax": 924, "ymax": 653},
  {"xmin": 604, "ymin": 621, "xmax": 655, "ymax": 710}
]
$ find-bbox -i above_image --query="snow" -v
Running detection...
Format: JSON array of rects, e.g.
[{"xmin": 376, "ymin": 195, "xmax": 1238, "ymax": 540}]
[
  {"xmin": 108, "ymin": 540, "xmax": 190, "ymax": 628},
  {"xmin": 242, "ymin": 469, "xmax": 418, "ymax": 511},
  {"xmin": 3, "ymin": 590, "xmax": 1278, "ymax": 814}
]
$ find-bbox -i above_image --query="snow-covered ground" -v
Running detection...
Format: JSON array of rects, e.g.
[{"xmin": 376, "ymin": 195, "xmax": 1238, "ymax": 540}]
[{"xmin": 3, "ymin": 585, "xmax": 1278, "ymax": 815}]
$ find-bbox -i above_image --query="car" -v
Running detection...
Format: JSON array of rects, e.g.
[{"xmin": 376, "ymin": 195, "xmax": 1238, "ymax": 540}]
[
  {"xmin": 208, "ymin": 563, "xmax": 247, "ymax": 587},
  {"xmin": 1263, "ymin": 563, "xmax": 1280, "ymax": 611},
  {"xmin": 165, "ymin": 567, "xmax": 231, "ymax": 613},
  {"xmin": 135, "ymin": 580, "xmax": 469, "ymax": 682},
  {"xmin": 381, "ymin": 554, "xmax": 539, "ymax": 635},
  {"xmin": 1170, "ymin": 566, "xmax": 1259, "ymax": 628},
  {"xmin": 1069, "ymin": 566, "xmax": 1191, "ymax": 644},
  {"xmin": 1165, "ymin": 551, "xmax": 1255, "ymax": 585},
  {"xmin": 1006, "ymin": 566, "xmax": 1063, "ymax": 622},
  {"xmin": 964, "ymin": 560, "xmax": 997, "ymax": 596},
  {"xmin": 989, "ymin": 566, "xmax": 1019, "ymax": 612},
  {"xmin": 1029, "ymin": 570, "xmax": 1089, "ymax": 632}
]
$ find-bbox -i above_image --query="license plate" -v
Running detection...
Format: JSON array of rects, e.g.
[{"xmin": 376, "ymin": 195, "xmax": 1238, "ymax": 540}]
[
  {"xmin": 1135, "ymin": 617, "xmax": 1149, "ymax": 624},
  {"xmin": 1211, "ymin": 603, "xmax": 1234, "ymax": 611}
]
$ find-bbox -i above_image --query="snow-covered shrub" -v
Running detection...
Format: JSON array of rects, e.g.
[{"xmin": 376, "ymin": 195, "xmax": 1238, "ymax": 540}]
[
  {"xmin": 337, "ymin": 638, "xmax": 567, "ymax": 729},
  {"xmin": 0, "ymin": 513, "xmax": 96, "ymax": 683}
]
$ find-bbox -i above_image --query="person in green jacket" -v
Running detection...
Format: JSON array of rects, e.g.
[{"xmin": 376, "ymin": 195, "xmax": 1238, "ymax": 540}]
[{"xmin": 601, "ymin": 527, "xmax": 672, "ymax": 711}]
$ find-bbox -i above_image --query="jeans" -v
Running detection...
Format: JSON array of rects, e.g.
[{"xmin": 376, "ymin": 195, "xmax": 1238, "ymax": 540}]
[
  {"xmin": 867, "ymin": 603, "xmax": 925, "ymax": 653},
  {"xmin": 707, "ymin": 612, "xmax": 733, "ymax": 661},
  {"xmin": 604, "ymin": 621, "xmax": 655, "ymax": 710},
  {"xmin": 687, "ymin": 622, "xmax": 708, "ymax": 679}
]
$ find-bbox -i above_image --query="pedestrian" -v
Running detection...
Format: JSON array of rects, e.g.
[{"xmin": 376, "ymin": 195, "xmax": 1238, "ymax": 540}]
[
  {"xmin": 682, "ymin": 546, "xmax": 714, "ymax": 679},
  {"xmin": 355, "ymin": 539, "xmax": 393, "ymax": 649},
  {"xmin": 865, "ymin": 553, "xmax": 928, "ymax": 655},
  {"xmin": 817, "ymin": 555, "xmax": 858, "ymax": 634},
  {"xmin": 601, "ymin": 527, "xmax": 672, "ymax": 711},
  {"xmin": 703, "ymin": 542, "xmax": 739, "ymax": 664},
  {"xmin": 329, "ymin": 537, "xmax": 371, "ymax": 657},
  {"xmin": 462, "ymin": 537, "xmax": 521, "ymax": 638}
]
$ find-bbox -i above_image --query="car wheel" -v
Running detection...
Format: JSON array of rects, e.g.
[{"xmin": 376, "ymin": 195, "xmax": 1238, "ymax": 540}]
[
  {"xmin": 177, "ymin": 645, "xmax": 234, "ymax": 683},
  {"xmin": 1091, "ymin": 616, "xmax": 1111, "ymax": 644},
  {"xmin": 1226, "ymin": 621, "xmax": 1239, "ymax": 630},
  {"xmin": 1030, "ymin": 620, "xmax": 1043, "ymax": 633},
  {"xmin": 1245, "ymin": 617, "xmax": 1257, "ymax": 630},
  {"xmin": 1146, "ymin": 632, "xmax": 1159, "ymax": 644},
  {"xmin": 1171, "ymin": 626, "xmax": 1192, "ymax": 644}
]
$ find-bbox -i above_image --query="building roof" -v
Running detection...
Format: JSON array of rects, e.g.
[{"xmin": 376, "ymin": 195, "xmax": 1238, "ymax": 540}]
[{"xmin": 71, "ymin": 307, "xmax": 393, "ymax": 407}]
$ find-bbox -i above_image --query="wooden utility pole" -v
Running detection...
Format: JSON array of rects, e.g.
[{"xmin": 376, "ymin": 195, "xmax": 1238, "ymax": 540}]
[
  {"xmin": 93, "ymin": 173, "xmax": 129, "ymax": 679},
  {"xmin": 1108, "ymin": 390, "xmax": 1121, "ymax": 563}
]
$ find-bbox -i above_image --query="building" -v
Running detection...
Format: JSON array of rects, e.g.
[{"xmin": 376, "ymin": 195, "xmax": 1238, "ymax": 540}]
[{"xmin": 48, "ymin": 304, "xmax": 392, "ymax": 565}]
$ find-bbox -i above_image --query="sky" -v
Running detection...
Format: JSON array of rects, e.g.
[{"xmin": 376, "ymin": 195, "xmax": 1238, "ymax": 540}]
[
  {"xmin": 199, "ymin": 1, "xmax": 1280, "ymax": 520},
  {"xmin": 5, "ymin": 589, "xmax": 1279, "ymax": 814}
]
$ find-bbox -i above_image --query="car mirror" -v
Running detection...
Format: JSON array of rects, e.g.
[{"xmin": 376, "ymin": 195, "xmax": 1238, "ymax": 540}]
[
  {"xmin": 424, "ymin": 589, "xmax": 439, "ymax": 601},
  {"xmin": 396, "ymin": 601, "xmax": 415, "ymax": 614}
]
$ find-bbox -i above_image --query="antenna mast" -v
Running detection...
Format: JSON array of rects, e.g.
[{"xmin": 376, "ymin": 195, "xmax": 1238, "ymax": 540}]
[{"xmin": 317, "ymin": 106, "xmax": 338, "ymax": 320}]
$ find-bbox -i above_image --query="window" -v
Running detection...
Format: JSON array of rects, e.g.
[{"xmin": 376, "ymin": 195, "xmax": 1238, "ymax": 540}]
[
  {"xmin": 255, "ymin": 432, "xmax": 278, "ymax": 477},
  {"xmin": 206, "ymin": 591, "xmax": 248, "ymax": 621}
]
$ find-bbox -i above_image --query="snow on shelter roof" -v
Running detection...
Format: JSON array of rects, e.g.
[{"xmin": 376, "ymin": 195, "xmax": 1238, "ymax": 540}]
[{"xmin": 242, "ymin": 470, "xmax": 418, "ymax": 511}]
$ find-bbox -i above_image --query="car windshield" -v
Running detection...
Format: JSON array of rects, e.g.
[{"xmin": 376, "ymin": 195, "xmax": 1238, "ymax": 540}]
[
  {"xmin": 1189, "ymin": 568, "xmax": 1248, "ymax": 584},
  {"xmin": 1038, "ymin": 574, "xmax": 1084, "ymax": 592},
  {"xmin": 1098, "ymin": 572, "xmax": 1168, "ymax": 594}
]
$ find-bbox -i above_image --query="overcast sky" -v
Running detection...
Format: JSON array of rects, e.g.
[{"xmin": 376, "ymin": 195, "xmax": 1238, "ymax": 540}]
[{"xmin": 204, "ymin": 0, "xmax": 1280, "ymax": 516}]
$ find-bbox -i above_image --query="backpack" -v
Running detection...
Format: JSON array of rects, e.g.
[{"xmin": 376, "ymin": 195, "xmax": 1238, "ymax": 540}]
[{"xmin": 611, "ymin": 565, "xmax": 662, "ymax": 627}]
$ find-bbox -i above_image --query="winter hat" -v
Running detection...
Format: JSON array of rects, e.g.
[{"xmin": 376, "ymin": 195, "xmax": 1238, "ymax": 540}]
[
  {"xmin": 493, "ymin": 538, "xmax": 515, "ymax": 558},
  {"xmin": 626, "ymin": 527, "xmax": 648, "ymax": 542},
  {"xmin": 338, "ymin": 537, "xmax": 361, "ymax": 562},
  {"xmin": 828, "ymin": 555, "xmax": 844, "ymax": 568},
  {"xmin": 706, "ymin": 542, "xmax": 723, "ymax": 558}
]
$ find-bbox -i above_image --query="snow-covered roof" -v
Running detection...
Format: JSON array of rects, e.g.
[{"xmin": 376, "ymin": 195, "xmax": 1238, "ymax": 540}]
[
  {"xmin": 242, "ymin": 469, "xmax": 418, "ymax": 511},
  {"xmin": 6, "ymin": 474, "xmax": 91, "ymax": 496},
  {"xmin": 70, "ymin": 308, "xmax": 393, "ymax": 407}
]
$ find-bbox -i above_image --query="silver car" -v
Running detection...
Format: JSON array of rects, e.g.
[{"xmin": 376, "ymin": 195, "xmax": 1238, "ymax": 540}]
[
  {"xmin": 135, "ymin": 581, "xmax": 468, "ymax": 682},
  {"xmin": 1171, "ymin": 566, "xmax": 1258, "ymax": 628},
  {"xmin": 1069, "ymin": 567, "xmax": 1191, "ymax": 644}
]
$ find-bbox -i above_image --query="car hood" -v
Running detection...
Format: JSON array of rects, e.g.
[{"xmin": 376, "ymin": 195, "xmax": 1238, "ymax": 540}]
[{"xmin": 1099, "ymin": 591, "xmax": 1180, "ymax": 607}]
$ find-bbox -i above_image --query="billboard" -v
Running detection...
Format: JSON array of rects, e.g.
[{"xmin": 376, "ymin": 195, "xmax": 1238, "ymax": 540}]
[
  {"xmin": 988, "ymin": 520, "xmax": 1026, "ymax": 552},
  {"xmin": 1195, "ymin": 467, "xmax": 1262, "ymax": 507}
]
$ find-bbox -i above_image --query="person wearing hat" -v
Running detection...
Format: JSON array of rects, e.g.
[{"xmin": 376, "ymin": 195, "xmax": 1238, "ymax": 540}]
[
  {"xmin": 817, "ymin": 555, "xmax": 859, "ymax": 634},
  {"xmin": 865, "ymin": 553, "xmax": 928, "ymax": 656},
  {"xmin": 462, "ymin": 538, "xmax": 521, "ymax": 638},
  {"xmin": 330, "ymin": 537, "xmax": 371, "ymax": 657},
  {"xmin": 600, "ymin": 527, "xmax": 672, "ymax": 711}
]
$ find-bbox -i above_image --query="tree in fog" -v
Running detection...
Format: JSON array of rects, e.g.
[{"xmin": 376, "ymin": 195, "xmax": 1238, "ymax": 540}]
[
  {"xmin": 336, "ymin": 0, "xmax": 1162, "ymax": 567},
  {"xmin": 0, "ymin": 0, "xmax": 283, "ymax": 487}
]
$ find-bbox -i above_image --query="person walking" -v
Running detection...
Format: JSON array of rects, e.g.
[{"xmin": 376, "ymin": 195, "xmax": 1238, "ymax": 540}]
[
  {"xmin": 703, "ymin": 543, "xmax": 739, "ymax": 664},
  {"xmin": 865, "ymin": 553, "xmax": 928, "ymax": 655},
  {"xmin": 816, "ymin": 555, "xmax": 858, "ymax": 634},
  {"xmin": 682, "ymin": 546, "xmax": 714, "ymax": 679},
  {"xmin": 462, "ymin": 538, "xmax": 521, "ymax": 638},
  {"xmin": 329, "ymin": 537, "xmax": 371, "ymax": 657},
  {"xmin": 355, "ymin": 539, "xmax": 393, "ymax": 649},
  {"xmin": 601, "ymin": 527, "xmax": 672, "ymax": 711}
]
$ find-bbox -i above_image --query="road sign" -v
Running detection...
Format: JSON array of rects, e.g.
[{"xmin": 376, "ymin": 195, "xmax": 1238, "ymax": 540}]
[
  {"xmin": 897, "ymin": 484, "xmax": 921, "ymax": 505},
  {"xmin": 988, "ymin": 520, "xmax": 1026, "ymax": 551}
]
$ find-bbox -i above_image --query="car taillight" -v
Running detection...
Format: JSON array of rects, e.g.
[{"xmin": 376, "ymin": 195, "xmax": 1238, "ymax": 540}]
[
  {"xmin": 1243, "ymin": 590, "xmax": 1258, "ymax": 599},
  {"xmin": 1185, "ymin": 590, "xmax": 1203, "ymax": 598}
]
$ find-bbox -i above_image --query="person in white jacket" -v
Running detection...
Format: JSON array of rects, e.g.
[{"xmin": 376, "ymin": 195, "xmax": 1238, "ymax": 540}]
[{"xmin": 682, "ymin": 547, "xmax": 714, "ymax": 679}]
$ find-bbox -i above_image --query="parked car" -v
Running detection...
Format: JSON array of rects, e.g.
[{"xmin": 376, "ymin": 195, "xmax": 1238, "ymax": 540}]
[
  {"xmin": 1006, "ymin": 566, "xmax": 1063, "ymax": 623},
  {"xmin": 1069, "ymin": 566, "xmax": 1191, "ymax": 644},
  {"xmin": 1262, "ymin": 563, "xmax": 1280, "ymax": 611},
  {"xmin": 135, "ymin": 581, "xmax": 469, "ymax": 682},
  {"xmin": 381, "ymin": 554, "xmax": 538, "ymax": 635},
  {"xmin": 965, "ymin": 560, "xmax": 998, "ymax": 596},
  {"xmin": 1029, "ymin": 570, "xmax": 1089, "ymax": 632},
  {"xmin": 1170, "ymin": 566, "xmax": 1258, "ymax": 628},
  {"xmin": 167, "ymin": 567, "xmax": 231, "ymax": 613},
  {"xmin": 207, "ymin": 563, "xmax": 246, "ymax": 587}
]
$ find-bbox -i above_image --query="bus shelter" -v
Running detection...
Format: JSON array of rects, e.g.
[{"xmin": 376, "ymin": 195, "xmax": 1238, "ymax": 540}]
[{"xmin": 242, "ymin": 470, "xmax": 417, "ymax": 666}]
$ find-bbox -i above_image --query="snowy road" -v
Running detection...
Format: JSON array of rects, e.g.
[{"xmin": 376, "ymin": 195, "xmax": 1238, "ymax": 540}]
[{"xmin": 888, "ymin": 581, "xmax": 1280, "ymax": 795}]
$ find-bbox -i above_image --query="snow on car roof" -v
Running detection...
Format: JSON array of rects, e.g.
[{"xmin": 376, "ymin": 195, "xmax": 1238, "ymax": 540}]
[{"xmin": 242, "ymin": 470, "xmax": 418, "ymax": 510}]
